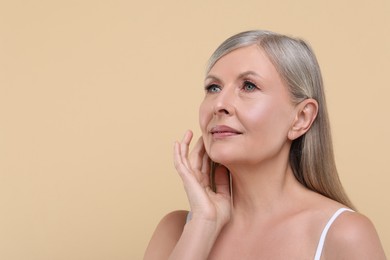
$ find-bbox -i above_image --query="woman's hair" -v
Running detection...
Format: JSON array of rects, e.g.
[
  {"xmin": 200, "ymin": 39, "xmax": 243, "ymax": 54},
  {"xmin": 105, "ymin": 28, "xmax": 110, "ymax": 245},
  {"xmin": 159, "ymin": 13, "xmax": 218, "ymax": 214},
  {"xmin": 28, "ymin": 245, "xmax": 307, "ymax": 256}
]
[{"xmin": 207, "ymin": 30, "xmax": 354, "ymax": 209}]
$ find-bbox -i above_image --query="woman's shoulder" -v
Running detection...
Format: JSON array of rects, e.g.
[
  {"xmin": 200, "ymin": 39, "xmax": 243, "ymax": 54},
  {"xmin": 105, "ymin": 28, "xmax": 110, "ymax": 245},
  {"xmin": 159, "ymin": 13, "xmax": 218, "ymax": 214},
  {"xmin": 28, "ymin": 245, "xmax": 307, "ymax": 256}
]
[
  {"xmin": 151, "ymin": 210, "xmax": 189, "ymax": 236},
  {"xmin": 156, "ymin": 210, "xmax": 189, "ymax": 229},
  {"xmin": 297, "ymin": 192, "xmax": 386, "ymax": 258},
  {"xmin": 322, "ymin": 209, "xmax": 386, "ymax": 259},
  {"xmin": 144, "ymin": 210, "xmax": 189, "ymax": 260}
]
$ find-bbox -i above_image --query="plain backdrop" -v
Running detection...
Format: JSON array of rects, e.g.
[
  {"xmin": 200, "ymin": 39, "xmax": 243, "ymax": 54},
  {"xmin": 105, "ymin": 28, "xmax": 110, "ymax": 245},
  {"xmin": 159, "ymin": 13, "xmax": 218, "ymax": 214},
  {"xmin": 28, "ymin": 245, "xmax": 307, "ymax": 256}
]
[{"xmin": 0, "ymin": 0, "xmax": 389, "ymax": 259}]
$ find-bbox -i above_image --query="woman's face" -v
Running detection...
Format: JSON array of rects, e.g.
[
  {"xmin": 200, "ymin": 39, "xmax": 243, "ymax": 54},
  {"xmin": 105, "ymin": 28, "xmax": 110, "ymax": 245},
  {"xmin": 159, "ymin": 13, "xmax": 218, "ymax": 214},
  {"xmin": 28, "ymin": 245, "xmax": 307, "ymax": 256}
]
[{"xmin": 199, "ymin": 44, "xmax": 297, "ymax": 167}]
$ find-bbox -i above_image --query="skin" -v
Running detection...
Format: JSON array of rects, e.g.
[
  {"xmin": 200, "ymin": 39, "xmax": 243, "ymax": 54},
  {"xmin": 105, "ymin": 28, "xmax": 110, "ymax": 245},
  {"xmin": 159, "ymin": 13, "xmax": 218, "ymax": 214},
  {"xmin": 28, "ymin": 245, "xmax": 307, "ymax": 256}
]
[{"xmin": 144, "ymin": 45, "xmax": 386, "ymax": 260}]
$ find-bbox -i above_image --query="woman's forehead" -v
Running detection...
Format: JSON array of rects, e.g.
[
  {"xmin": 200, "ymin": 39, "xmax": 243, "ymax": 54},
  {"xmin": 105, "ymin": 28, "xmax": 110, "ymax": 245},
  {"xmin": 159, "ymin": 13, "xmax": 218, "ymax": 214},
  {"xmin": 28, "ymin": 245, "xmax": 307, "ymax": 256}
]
[{"xmin": 206, "ymin": 45, "xmax": 279, "ymax": 80}]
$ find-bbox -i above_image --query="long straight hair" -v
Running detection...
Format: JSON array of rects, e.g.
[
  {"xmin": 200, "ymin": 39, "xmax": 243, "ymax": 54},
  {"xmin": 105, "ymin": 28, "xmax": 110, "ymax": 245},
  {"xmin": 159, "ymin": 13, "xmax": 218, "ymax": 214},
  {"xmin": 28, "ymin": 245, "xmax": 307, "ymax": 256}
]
[{"xmin": 207, "ymin": 30, "xmax": 354, "ymax": 209}]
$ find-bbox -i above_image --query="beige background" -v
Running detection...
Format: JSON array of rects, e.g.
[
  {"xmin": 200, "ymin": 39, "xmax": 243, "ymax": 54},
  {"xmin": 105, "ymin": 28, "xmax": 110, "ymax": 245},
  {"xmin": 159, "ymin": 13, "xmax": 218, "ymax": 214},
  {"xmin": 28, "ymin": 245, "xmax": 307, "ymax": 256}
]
[{"xmin": 0, "ymin": 0, "xmax": 389, "ymax": 259}]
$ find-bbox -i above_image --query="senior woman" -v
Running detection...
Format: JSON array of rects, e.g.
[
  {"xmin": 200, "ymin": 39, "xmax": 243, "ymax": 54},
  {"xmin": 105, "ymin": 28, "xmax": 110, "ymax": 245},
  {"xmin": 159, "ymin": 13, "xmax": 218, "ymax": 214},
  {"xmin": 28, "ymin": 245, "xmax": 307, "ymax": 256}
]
[{"xmin": 144, "ymin": 30, "xmax": 386, "ymax": 260}]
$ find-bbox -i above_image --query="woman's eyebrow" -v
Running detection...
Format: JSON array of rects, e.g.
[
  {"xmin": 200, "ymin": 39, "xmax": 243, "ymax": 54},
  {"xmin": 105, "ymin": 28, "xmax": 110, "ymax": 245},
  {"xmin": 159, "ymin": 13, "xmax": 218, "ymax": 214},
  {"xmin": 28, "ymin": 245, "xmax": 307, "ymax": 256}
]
[
  {"xmin": 204, "ymin": 74, "xmax": 221, "ymax": 83},
  {"xmin": 237, "ymin": 71, "xmax": 262, "ymax": 79},
  {"xmin": 205, "ymin": 71, "xmax": 263, "ymax": 84}
]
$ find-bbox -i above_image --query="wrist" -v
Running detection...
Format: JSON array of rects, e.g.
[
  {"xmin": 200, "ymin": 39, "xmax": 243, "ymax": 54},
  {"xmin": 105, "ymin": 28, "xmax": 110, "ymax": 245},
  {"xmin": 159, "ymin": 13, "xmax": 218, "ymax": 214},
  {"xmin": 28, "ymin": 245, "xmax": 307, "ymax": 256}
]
[{"xmin": 188, "ymin": 212, "xmax": 228, "ymax": 235}]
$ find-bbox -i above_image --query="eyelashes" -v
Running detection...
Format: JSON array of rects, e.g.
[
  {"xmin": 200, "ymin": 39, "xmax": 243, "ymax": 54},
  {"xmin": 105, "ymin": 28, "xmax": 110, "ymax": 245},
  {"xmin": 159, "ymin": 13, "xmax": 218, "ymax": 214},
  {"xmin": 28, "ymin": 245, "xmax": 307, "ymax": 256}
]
[
  {"xmin": 204, "ymin": 80, "xmax": 260, "ymax": 93},
  {"xmin": 204, "ymin": 84, "xmax": 221, "ymax": 93},
  {"xmin": 242, "ymin": 80, "xmax": 258, "ymax": 92}
]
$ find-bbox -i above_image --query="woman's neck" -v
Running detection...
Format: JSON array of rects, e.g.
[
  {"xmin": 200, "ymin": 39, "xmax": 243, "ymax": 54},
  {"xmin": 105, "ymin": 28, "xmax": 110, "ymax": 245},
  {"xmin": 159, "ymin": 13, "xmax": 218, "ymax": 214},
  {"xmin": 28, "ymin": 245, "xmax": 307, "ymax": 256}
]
[{"xmin": 226, "ymin": 153, "xmax": 307, "ymax": 223}]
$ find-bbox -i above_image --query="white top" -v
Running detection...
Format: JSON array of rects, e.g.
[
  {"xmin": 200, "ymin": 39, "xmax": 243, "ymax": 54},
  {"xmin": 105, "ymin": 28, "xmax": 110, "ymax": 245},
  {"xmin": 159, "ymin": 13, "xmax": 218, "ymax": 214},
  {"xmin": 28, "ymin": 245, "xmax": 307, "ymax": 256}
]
[{"xmin": 314, "ymin": 207, "xmax": 354, "ymax": 260}]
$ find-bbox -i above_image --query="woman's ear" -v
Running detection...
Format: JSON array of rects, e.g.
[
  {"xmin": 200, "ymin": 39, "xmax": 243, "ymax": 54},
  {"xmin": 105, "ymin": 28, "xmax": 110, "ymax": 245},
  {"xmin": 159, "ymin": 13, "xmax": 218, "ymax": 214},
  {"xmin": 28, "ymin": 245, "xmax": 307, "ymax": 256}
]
[{"xmin": 288, "ymin": 99, "xmax": 318, "ymax": 140}]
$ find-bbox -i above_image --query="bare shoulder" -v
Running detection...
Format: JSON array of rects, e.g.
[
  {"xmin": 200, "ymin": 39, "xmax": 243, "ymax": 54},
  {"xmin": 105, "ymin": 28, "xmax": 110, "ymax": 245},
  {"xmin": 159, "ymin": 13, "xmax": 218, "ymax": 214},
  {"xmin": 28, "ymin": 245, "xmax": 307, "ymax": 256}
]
[
  {"xmin": 144, "ymin": 210, "xmax": 188, "ymax": 260},
  {"xmin": 323, "ymin": 210, "xmax": 386, "ymax": 259}
]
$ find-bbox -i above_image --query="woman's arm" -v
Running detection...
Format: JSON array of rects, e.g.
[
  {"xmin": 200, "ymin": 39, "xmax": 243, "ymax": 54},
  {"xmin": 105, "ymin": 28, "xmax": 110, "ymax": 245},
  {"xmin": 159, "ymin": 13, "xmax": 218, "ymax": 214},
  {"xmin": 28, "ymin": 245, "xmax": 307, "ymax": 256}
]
[
  {"xmin": 143, "ymin": 211, "xmax": 187, "ymax": 260},
  {"xmin": 168, "ymin": 216, "xmax": 222, "ymax": 260},
  {"xmin": 143, "ymin": 210, "xmax": 223, "ymax": 260}
]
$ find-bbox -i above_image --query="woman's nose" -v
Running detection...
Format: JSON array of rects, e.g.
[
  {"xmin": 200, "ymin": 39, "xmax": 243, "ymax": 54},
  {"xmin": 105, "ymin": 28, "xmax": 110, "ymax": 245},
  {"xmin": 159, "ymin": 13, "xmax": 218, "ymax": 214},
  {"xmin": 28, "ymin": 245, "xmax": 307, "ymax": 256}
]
[{"xmin": 213, "ymin": 88, "xmax": 235, "ymax": 116}]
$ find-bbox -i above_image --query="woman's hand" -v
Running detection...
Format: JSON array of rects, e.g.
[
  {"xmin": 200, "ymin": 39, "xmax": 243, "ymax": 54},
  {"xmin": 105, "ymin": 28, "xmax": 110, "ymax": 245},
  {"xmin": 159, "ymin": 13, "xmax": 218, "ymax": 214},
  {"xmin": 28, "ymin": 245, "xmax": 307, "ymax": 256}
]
[
  {"xmin": 145, "ymin": 131, "xmax": 232, "ymax": 260},
  {"xmin": 174, "ymin": 130, "xmax": 231, "ymax": 230}
]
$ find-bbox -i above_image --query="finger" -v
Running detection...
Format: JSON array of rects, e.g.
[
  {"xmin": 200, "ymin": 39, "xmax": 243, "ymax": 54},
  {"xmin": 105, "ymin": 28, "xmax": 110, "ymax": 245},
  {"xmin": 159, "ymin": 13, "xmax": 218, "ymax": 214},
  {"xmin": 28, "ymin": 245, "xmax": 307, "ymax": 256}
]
[
  {"xmin": 180, "ymin": 130, "xmax": 193, "ymax": 150},
  {"xmin": 174, "ymin": 140, "xmax": 211, "ymax": 210},
  {"xmin": 189, "ymin": 137, "xmax": 205, "ymax": 171},
  {"xmin": 199, "ymin": 152, "xmax": 210, "ymax": 187},
  {"xmin": 180, "ymin": 130, "xmax": 193, "ymax": 170},
  {"xmin": 173, "ymin": 141, "xmax": 186, "ymax": 175},
  {"xmin": 214, "ymin": 165, "xmax": 230, "ymax": 197},
  {"xmin": 174, "ymin": 141, "xmax": 199, "ymax": 189}
]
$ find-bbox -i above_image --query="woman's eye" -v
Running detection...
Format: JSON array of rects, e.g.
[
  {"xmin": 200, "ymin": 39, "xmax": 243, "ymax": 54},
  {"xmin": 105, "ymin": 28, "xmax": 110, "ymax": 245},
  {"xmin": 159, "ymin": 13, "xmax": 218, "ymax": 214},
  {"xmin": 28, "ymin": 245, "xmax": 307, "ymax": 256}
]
[
  {"xmin": 205, "ymin": 84, "xmax": 221, "ymax": 93},
  {"xmin": 243, "ymin": 81, "xmax": 258, "ymax": 92}
]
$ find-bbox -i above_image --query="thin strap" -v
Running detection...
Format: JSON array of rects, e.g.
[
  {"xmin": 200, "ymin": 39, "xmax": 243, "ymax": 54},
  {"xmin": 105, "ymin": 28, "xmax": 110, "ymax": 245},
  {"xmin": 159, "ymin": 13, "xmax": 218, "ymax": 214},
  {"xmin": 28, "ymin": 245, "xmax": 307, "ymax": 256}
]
[{"xmin": 313, "ymin": 208, "xmax": 354, "ymax": 260}]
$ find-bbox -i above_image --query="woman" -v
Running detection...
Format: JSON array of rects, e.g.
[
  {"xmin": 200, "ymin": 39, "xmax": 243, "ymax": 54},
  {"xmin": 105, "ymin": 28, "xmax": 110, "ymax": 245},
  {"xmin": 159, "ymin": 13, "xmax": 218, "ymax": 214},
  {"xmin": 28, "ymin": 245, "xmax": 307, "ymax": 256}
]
[{"xmin": 144, "ymin": 30, "xmax": 386, "ymax": 259}]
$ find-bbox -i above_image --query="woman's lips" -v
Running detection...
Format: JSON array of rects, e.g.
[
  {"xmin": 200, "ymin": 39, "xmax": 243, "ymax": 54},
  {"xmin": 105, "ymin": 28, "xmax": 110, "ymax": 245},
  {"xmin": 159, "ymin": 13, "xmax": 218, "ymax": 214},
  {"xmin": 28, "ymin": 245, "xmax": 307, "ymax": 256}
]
[{"xmin": 210, "ymin": 125, "xmax": 242, "ymax": 139}]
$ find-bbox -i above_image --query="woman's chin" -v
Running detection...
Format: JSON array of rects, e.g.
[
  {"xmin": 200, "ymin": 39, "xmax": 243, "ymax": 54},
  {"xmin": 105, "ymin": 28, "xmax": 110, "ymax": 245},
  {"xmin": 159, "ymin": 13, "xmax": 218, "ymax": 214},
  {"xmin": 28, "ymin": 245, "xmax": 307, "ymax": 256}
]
[
  {"xmin": 208, "ymin": 153, "xmax": 240, "ymax": 167},
  {"xmin": 205, "ymin": 143, "xmax": 247, "ymax": 166}
]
